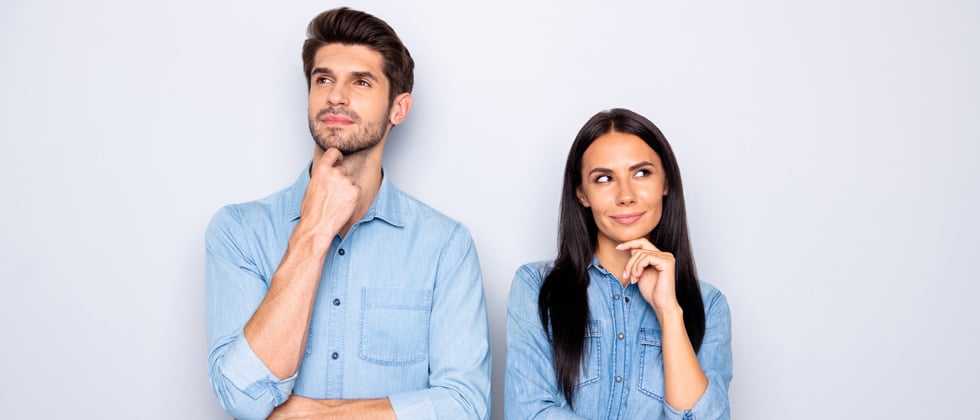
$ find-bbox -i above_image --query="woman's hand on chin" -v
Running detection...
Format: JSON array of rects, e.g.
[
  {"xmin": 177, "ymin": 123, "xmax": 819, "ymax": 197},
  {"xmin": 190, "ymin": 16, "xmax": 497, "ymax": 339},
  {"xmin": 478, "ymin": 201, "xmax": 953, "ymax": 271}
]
[{"xmin": 616, "ymin": 238, "xmax": 682, "ymax": 316}]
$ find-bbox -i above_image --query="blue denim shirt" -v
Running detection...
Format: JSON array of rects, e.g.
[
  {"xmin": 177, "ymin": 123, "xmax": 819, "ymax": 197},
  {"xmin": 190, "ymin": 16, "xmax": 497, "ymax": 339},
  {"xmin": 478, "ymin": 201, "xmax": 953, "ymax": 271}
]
[
  {"xmin": 505, "ymin": 260, "xmax": 732, "ymax": 420},
  {"xmin": 206, "ymin": 166, "xmax": 492, "ymax": 420}
]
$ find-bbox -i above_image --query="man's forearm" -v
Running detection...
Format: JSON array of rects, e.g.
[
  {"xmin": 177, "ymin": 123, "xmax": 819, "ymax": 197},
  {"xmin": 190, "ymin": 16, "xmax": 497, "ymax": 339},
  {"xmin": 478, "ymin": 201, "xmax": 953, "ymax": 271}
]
[
  {"xmin": 268, "ymin": 396, "xmax": 396, "ymax": 420},
  {"xmin": 243, "ymin": 231, "xmax": 329, "ymax": 380}
]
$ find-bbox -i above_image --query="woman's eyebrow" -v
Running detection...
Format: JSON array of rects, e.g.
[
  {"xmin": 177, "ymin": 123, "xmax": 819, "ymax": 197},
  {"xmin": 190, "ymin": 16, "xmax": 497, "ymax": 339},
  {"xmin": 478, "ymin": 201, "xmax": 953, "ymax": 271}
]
[
  {"xmin": 588, "ymin": 161, "xmax": 655, "ymax": 175},
  {"xmin": 629, "ymin": 161, "xmax": 656, "ymax": 171}
]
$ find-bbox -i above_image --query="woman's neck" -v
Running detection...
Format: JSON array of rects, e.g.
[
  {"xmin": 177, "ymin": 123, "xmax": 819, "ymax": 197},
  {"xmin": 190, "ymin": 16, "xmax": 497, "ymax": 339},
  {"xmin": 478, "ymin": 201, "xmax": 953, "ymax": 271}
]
[{"xmin": 594, "ymin": 238, "xmax": 632, "ymax": 287}]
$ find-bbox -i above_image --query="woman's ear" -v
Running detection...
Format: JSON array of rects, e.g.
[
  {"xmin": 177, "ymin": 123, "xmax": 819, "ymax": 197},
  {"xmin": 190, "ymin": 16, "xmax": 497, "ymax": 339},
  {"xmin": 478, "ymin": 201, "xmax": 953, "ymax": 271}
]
[{"xmin": 576, "ymin": 188, "xmax": 590, "ymax": 207}]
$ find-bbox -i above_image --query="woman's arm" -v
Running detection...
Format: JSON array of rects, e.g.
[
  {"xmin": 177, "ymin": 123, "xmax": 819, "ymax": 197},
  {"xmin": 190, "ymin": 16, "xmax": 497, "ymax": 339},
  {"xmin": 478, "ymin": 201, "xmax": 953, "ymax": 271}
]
[
  {"xmin": 658, "ymin": 305, "xmax": 708, "ymax": 409},
  {"xmin": 619, "ymin": 240, "xmax": 732, "ymax": 418}
]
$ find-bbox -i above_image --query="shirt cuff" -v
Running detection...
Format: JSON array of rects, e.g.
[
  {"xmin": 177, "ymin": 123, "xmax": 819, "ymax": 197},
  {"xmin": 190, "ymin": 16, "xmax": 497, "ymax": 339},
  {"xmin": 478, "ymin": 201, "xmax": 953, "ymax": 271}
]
[
  {"xmin": 662, "ymin": 379, "xmax": 729, "ymax": 420},
  {"xmin": 388, "ymin": 388, "xmax": 437, "ymax": 419},
  {"xmin": 221, "ymin": 336, "xmax": 297, "ymax": 405}
]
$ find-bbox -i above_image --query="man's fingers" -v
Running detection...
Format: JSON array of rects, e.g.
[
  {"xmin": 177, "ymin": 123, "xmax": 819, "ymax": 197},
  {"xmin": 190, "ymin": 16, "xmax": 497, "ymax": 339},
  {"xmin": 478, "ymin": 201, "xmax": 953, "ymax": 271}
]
[{"xmin": 322, "ymin": 147, "xmax": 344, "ymax": 167}]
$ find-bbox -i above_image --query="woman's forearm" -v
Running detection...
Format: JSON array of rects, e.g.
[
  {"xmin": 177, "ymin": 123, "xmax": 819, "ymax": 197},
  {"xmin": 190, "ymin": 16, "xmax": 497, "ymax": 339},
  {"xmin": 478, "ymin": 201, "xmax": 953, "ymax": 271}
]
[{"xmin": 658, "ymin": 306, "xmax": 708, "ymax": 410}]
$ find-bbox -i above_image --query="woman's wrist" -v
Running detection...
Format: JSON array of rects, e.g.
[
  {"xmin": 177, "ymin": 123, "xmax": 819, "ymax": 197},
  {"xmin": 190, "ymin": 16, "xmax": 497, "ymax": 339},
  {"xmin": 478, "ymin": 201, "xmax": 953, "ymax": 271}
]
[{"xmin": 655, "ymin": 303, "xmax": 684, "ymax": 324}]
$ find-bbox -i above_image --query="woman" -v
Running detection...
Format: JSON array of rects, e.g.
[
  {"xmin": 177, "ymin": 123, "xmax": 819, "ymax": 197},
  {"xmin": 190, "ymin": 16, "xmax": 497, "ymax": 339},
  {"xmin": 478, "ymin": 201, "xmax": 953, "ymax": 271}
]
[{"xmin": 505, "ymin": 108, "xmax": 732, "ymax": 419}]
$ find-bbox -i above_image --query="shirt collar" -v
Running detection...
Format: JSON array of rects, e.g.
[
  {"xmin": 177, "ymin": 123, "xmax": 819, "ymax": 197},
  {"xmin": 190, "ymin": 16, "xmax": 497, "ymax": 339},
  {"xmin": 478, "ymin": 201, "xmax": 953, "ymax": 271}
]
[
  {"xmin": 588, "ymin": 255, "xmax": 608, "ymax": 274},
  {"xmin": 363, "ymin": 170, "xmax": 405, "ymax": 228},
  {"xmin": 286, "ymin": 164, "xmax": 310, "ymax": 222},
  {"xmin": 286, "ymin": 162, "xmax": 405, "ymax": 228}
]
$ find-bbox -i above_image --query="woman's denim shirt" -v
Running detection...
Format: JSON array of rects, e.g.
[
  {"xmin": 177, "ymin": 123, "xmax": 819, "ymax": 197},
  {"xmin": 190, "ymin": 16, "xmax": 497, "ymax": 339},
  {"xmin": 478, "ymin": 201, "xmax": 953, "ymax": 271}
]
[{"xmin": 505, "ymin": 259, "xmax": 732, "ymax": 420}]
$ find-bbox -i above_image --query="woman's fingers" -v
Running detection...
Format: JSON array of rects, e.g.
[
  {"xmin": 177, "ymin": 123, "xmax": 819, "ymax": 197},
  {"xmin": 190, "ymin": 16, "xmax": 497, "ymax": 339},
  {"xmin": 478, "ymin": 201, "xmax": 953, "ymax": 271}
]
[
  {"xmin": 618, "ymin": 238, "xmax": 660, "ymax": 281},
  {"xmin": 622, "ymin": 249, "xmax": 675, "ymax": 283},
  {"xmin": 624, "ymin": 250, "xmax": 652, "ymax": 282},
  {"xmin": 615, "ymin": 237, "xmax": 660, "ymax": 252}
]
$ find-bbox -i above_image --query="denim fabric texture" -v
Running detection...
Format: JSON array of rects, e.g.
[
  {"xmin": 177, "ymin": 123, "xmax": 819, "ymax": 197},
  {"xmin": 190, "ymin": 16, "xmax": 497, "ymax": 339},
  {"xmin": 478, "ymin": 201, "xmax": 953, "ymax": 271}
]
[
  {"xmin": 505, "ymin": 259, "xmax": 732, "ymax": 420},
  {"xmin": 206, "ymin": 166, "xmax": 492, "ymax": 420}
]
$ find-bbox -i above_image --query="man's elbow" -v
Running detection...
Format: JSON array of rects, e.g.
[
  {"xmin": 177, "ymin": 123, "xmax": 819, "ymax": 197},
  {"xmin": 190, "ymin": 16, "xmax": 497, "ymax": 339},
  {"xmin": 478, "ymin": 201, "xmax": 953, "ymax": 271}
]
[
  {"xmin": 209, "ymin": 367, "xmax": 279, "ymax": 420},
  {"xmin": 212, "ymin": 380, "xmax": 277, "ymax": 420}
]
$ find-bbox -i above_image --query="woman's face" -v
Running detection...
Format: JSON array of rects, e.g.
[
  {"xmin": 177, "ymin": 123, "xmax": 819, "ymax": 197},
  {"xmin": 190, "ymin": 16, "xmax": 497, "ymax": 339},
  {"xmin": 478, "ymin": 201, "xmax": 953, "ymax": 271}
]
[{"xmin": 576, "ymin": 131, "xmax": 668, "ymax": 251}]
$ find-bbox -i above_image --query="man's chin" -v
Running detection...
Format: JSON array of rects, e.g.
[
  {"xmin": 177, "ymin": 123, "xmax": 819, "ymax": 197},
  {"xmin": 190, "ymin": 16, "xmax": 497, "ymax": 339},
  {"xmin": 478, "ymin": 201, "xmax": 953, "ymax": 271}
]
[{"xmin": 313, "ymin": 140, "xmax": 375, "ymax": 156}]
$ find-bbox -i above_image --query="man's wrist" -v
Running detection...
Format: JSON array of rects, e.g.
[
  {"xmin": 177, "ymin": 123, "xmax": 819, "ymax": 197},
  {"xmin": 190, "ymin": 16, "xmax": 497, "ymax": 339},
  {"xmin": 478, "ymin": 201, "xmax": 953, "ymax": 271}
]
[{"xmin": 288, "ymin": 222, "xmax": 336, "ymax": 257}]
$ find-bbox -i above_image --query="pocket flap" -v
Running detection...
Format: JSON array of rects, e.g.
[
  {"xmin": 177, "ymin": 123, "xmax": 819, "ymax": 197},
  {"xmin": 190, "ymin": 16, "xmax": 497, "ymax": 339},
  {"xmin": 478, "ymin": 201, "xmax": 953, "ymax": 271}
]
[{"xmin": 639, "ymin": 327, "xmax": 662, "ymax": 346}]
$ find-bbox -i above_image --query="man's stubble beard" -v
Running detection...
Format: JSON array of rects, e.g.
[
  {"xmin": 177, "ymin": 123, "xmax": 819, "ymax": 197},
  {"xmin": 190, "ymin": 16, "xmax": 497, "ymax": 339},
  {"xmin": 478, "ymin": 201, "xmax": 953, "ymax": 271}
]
[{"xmin": 309, "ymin": 107, "xmax": 390, "ymax": 156}]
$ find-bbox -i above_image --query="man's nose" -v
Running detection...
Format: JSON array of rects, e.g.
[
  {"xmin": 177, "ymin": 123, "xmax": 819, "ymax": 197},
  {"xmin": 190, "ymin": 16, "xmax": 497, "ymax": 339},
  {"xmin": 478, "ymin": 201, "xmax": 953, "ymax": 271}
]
[{"xmin": 326, "ymin": 83, "xmax": 349, "ymax": 106}]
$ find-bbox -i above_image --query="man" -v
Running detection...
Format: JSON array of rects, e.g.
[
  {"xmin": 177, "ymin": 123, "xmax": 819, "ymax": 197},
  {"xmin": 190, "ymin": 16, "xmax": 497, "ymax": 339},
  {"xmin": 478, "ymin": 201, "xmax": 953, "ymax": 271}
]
[{"xmin": 205, "ymin": 8, "xmax": 491, "ymax": 419}]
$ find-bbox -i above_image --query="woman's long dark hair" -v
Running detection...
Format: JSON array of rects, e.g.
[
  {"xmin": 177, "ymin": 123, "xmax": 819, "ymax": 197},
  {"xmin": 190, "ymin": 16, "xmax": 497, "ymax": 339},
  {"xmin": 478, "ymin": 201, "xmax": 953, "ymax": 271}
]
[{"xmin": 538, "ymin": 108, "xmax": 705, "ymax": 406}]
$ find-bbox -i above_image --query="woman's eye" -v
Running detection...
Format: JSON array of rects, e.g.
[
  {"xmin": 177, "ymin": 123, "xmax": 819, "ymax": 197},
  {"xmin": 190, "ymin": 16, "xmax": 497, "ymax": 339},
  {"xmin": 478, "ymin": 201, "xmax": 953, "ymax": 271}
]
[
  {"xmin": 635, "ymin": 169, "xmax": 649, "ymax": 177},
  {"xmin": 595, "ymin": 175, "xmax": 611, "ymax": 183}
]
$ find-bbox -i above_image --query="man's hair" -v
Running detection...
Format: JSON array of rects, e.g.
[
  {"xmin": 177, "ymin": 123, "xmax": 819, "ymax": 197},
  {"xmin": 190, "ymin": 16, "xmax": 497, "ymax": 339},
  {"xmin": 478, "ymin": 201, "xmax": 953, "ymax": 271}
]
[{"xmin": 302, "ymin": 7, "xmax": 415, "ymax": 102}]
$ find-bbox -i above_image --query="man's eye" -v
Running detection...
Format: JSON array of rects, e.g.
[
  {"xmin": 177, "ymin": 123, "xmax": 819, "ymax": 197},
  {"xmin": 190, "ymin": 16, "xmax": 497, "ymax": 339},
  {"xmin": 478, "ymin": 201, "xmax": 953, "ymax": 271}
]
[
  {"xmin": 315, "ymin": 77, "xmax": 333, "ymax": 85},
  {"xmin": 355, "ymin": 80, "xmax": 371, "ymax": 87}
]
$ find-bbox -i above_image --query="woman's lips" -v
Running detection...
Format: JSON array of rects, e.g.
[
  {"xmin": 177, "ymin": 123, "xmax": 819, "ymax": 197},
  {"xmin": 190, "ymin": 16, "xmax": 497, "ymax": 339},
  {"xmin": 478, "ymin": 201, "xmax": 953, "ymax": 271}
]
[{"xmin": 610, "ymin": 212, "xmax": 645, "ymax": 225}]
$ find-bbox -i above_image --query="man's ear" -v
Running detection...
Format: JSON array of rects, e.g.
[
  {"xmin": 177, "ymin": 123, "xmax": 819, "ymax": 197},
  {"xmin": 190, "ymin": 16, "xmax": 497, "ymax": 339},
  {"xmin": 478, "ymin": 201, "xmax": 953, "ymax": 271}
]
[{"xmin": 389, "ymin": 93, "xmax": 413, "ymax": 126}]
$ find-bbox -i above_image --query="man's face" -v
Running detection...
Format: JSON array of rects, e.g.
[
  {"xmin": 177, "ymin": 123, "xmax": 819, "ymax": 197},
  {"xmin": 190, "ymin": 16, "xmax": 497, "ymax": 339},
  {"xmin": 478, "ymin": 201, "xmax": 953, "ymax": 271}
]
[{"xmin": 307, "ymin": 43, "xmax": 393, "ymax": 155}]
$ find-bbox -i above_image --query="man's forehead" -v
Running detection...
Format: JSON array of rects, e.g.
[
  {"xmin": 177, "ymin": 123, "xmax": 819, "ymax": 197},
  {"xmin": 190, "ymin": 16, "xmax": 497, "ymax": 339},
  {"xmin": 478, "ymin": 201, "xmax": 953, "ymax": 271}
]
[{"xmin": 313, "ymin": 43, "xmax": 385, "ymax": 72}]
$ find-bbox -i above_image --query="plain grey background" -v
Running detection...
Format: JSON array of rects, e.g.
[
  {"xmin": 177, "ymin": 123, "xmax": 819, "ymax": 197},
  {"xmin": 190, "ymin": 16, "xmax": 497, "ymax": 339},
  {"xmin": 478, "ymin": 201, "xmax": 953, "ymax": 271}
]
[{"xmin": 2, "ymin": 0, "xmax": 978, "ymax": 418}]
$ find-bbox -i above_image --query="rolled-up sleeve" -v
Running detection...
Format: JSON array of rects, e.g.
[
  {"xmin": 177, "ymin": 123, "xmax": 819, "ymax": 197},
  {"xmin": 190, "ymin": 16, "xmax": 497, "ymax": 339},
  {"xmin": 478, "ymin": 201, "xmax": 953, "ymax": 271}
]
[
  {"xmin": 664, "ymin": 289, "xmax": 733, "ymax": 420},
  {"xmin": 504, "ymin": 265, "xmax": 588, "ymax": 420},
  {"xmin": 206, "ymin": 206, "xmax": 295, "ymax": 420},
  {"xmin": 388, "ymin": 224, "xmax": 492, "ymax": 419}
]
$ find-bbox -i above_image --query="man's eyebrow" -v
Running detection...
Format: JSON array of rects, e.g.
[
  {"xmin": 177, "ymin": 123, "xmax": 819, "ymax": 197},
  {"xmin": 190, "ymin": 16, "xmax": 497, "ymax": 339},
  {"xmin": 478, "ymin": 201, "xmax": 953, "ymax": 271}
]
[
  {"xmin": 310, "ymin": 68, "xmax": 379, "ymax": 82},
  {"xmin": 311, "ymin": 67, "xmax": 333, "ymax": 76},
  {"xmin": 351, "ymin": 71, "xmax": 380, "ymax": 82}
]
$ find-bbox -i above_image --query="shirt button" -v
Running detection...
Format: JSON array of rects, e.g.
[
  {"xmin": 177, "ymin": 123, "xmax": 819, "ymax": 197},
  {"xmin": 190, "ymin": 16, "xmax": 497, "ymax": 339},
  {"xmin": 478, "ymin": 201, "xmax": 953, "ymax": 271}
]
[
  {"xmin": 331, "ymin": 352, "xmax": 339, "ymax": 360},
  {"xmin": 618, "ymin": 333, "xmax": 625, "ymax": 340},
  {"xmin": 332, "ymin": 298, "xmax": 341, "ymax": 306},
  {"xmin": 615, "ymin": 376, "xmax": 623, "ymax": 383},
  {"xmin": 624, "ymin": 296, "xmax": 631, "ymax": 303},
  {"xmin": 613, "ymin": 294, "xmax": 620, "ymax": 300},
  {"xmin": 338, "ymin": 248, "xmax": 346, "ymax": 256}
]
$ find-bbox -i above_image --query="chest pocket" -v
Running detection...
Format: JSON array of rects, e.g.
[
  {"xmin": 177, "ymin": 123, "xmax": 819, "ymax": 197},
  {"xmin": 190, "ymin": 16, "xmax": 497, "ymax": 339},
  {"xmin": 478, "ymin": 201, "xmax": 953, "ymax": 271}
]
[
  {"xmin": 637, "ymin": 327, "xmax": 665, "ymax": 399},
  {"xmin": 359, "ymin": 287, "xmax": 432, "ymax": 366}
]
